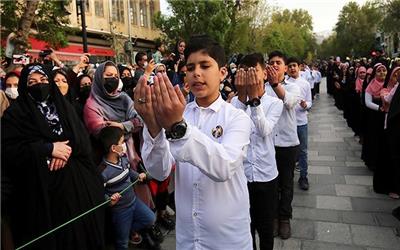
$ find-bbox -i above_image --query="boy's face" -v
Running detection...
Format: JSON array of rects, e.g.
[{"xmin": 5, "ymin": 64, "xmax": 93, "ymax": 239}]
[
  {"xmin": 268, "ymin": 56, "xmax": 287, "ymax": 79},
  {"xmin": 186, "ymin": 51, "xmax": 226, "ymax": 104},
  {"xmin": 287, "ymin": 62, "xmax": 300, "ymax": 78}
]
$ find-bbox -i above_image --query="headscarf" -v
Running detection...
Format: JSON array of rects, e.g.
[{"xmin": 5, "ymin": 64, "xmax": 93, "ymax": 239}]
[
  {"xmin": 85, "ymin": 61, "xmax": 137, "ymax": 135},
  {"xmin": 366, "ymin": 63, "xmax": 387, "ymax": 98},
  {"xmin": 387, "ymin": 67, "xmax": 400, "ymax": 89},
  {"xmin": 2, "ymin": 63, "xmax": 105, "ymax": 249},
  {"xmin": 355, "ymin": 66, "xmax": 366, "ymax": 93}
]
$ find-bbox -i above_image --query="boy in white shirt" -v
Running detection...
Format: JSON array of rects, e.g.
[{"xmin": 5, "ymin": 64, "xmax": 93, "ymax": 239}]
[
  {"xmin": 231, "ymin": 53, "xmax": 283, "ymax": 250},
  {"xmin": 134, "ymin": 35, "xmax": 253, "ymax": 250},
  {"xmin": 287, "ymin": 57, "xmax": 312, "ymax": 191}
]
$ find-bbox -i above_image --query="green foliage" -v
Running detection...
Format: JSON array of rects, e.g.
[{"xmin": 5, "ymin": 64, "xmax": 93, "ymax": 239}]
[
  {"xmin": 381, "ymin": 0, "xmax": 400, "ymax": 32},
  {"xmin": 155, "ymin": 0, "xmax": 316, "ymax": 60},
  {"xmin": 0, "ymin": 0, "xmax": 77, "ymax": 49}
]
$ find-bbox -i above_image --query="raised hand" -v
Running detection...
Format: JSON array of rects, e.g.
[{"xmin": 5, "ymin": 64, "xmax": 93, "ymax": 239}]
[
  {"xmin": 266, "ymin": 65, "xmax": 279, "ymax": 85},
  {"xmin": 236, "ymin": 68, "xmax": 247, "ymax": 103},
  {"xmin": 152, "ymin": 73, "xmax": 186, "ymax": 131},
  {"xmin": 246, "ymin": 67, "xmax": 260, "ymax": 99},
  {"xmin": 134, "ymin": 75, "xmax": 161, "ymax": 137}
]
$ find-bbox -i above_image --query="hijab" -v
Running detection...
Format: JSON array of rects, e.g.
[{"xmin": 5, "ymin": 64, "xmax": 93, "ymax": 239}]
[
  {"xmin": 366, "ymin": 63, "xmax": 387, "ymax": 98},
  {"xmin": 355, "ymin": 66, "xmax": 366, "ymax": 93},
  {"xmin": 90, "ymin": 61, "xmax": 136, "ymax": 119},
  {"xmin": 84, "ymin": 61, "xmax": 137, "ymax": 136},
  {"xmin": 2, "ymin": 63, "xmax": 105, "ymax": 249}
]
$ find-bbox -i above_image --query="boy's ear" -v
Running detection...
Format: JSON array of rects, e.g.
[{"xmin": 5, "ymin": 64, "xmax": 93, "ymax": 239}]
[{"xmin": 219, "ymin": 66, "xmax": 228, "ymax": 82}]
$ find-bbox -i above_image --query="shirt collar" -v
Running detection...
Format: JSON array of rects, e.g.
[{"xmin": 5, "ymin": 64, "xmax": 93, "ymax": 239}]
[{"xmin": 191, "ymin": 94, "xmax": 224, "ymax": 112}]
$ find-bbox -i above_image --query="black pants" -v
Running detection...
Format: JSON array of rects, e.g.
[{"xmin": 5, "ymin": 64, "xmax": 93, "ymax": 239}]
[
  {"xmin": 275, "ymin": 146, "xmax": 298, "ymax": 220},
  {"xmin": 248, "ymin": 179, "xmax": 278, "ymax": 250}
]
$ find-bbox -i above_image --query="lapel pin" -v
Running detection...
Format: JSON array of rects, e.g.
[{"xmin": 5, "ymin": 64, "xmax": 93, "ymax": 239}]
[{"xmin": 212, "ymin": 125, "xmax": 223, "ymax": 138}]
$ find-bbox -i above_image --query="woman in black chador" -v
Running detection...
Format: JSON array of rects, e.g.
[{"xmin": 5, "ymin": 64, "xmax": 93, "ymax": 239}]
[{"xmin": 1, "ymin": 64, "xmax": 105, "ymax": 249}]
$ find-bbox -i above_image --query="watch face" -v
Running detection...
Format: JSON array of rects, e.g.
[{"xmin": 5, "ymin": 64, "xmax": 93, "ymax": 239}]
[
  {"xmin": 253, "ymin": 98, "xmax": 261, "ymax": 106},
  {"xmin": 169, "ymin": 121, "xmax": 187, "ymax": 139}
]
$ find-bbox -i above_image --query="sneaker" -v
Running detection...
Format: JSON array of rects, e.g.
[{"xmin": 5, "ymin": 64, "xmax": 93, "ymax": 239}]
[
  {"xmin": 279, "ymin": 219, "xmax": 291, "ymax": 239},
  {"xmin": 149, "ymin": 224, "xmax": 164, "ymax": 243},
  {"xmin": 298, "ymin": 177, "xmax": 309, "ymax": 191},
  {"xmin": 295, "ymin": 164, "xmax": 300, "ymax": 172},
  {"xmin": 129, "ymin": 232, "xmax": 142, "ymax": 245}
]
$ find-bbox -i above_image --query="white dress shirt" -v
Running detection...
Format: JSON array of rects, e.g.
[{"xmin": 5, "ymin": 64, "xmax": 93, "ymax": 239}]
[
  {"xmin": 301, "ymin": 69, "xmax": 315, "ymax": 89},
  {"xmin": 231, "ymin": 93, "xmax": 283, "ymax": 182},
  {"xmin": 141, "ymin": 95, "xmax": 252, "ymax": 250},
  {"xmin": 287, "ymin": 76, "xmax": 312, "ymax": 126},
  {"xmin": 266, "ymin": 80, "xmax": 301, "ymax": 147}
]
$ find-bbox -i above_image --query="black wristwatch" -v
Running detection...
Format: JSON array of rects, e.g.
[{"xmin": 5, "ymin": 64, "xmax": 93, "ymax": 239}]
[
  {"xmin": 270, "ymin": 82, "xmax": 279, "ymax": 88},
  {"xmin": 246, "ymin": 97, "xmax": 261, "ymax": 107},
  {"xmin": 165, "ymin": 120, "xmax": 187, "ymax": 140}
]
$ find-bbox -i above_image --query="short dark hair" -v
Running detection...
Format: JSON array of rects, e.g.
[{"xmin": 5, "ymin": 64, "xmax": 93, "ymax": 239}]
[
  {"xmin": 239, "ymin": 53, "xmax": 265, "ymax": 69},
  {"xmin": 98, "ymin": 126, "xmax": 124, "ymax": 153},
  {"xmin": 268, "ymin": 50, "xmax": 287, "ymax": 65},
  {"xmin": 184, "ymin": 35, "xmax": 226, "ymax": 68},
  {"xmin": 135, "ymin": 51, "xmax": 147, "ymax": 65},
  {"xmin": 286, "ymin": 57, "xmax": 301, "ymax": 66}
]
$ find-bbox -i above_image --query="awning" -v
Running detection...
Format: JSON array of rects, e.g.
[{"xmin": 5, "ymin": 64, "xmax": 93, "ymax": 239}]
[{"xmin": 28, "ymin": 37, "xmax": 115, "ymax": 61}]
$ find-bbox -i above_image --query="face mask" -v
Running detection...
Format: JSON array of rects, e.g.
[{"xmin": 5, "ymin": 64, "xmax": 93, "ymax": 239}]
[
  {"xmin": 143, "ymin": 62, "xmax": 148, "ymax": 68},
  {"xmin": 104, "ymin": 77, "xmax": 119, "ymax": 93},
  {"xmin": 79, "ymin": 85, "xmax": 91, "ymax": 101},
  {"xmin": 231, "ymin": 68, "xmax": 237, "ymax": 74},
  {"xmin": 117, "ymin": 79, "xmax": 123, "ymax": 92},
  {"xmin": 122, "ymin": 77, "xmax": 134, "ymax": 88},
  {"xmin": 5, "ymin": 87, "xmax": 19, "ymax": 99},
  {"xmin": 121, "ymin": 142, "xmax": 127, "ymax": 154},
  {"xmin": 113, "ymin": 143, "xmax": 126, "ymax": 157},
  {"xmin": 27, "ymin": 84, "xmax": 50, "ymax": 102},
  {"xmin": 57, "ymin": 83, "xmax": 69, "ymax": 96}
]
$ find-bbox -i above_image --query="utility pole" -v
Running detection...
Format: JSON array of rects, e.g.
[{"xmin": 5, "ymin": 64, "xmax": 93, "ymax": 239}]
[{"xmin": 77, "ymin": 0, "xmax": 88, "ymax": 53}]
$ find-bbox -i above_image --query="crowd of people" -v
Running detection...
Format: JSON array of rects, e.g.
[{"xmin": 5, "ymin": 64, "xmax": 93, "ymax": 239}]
[{"xmin": 1, "ymin": 34, "xmax": 399, "ymax": 250}]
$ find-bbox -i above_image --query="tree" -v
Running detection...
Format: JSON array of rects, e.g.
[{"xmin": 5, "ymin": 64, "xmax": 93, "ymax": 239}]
[
  {"xmin": 332, "ymin": 1, "xmax": 382, "ymax": 57},
  {"xmin": 381, "ymin": 0, "xmax": 400, "ymax": 33},
  {"xmin": 0, "ymin": 0, "xmax": 76, "ymax": 51},
  {"xmin": 153, "ymin": 0, "xmax": 269, "ymax": 55},
  {"xmin": 257, "ymin": 8, "xmax": 316, "ymax": 59}
]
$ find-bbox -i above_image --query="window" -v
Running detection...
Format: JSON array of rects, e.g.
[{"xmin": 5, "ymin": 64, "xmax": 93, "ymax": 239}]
[
  {"xmin": 85, "ymin": 0, "xmax": 90, "ymax": 13},
  {"xmin": 130, "ymin": 0, "xmax": 138, "ymax": 25},
  {"xmin": 139, "ymin": 0, "xmax": 148, "ymax": 27},
  {"xmin": 112, "ymin": 0, "xmax": 125, "ymax": 23},
  {"xmin": 95, "ymin": 0, "xmax": 104, "ymax": 17},
  {"xmin": 149, "ymin": 0, "xmax": 154, "ymax": 29}
]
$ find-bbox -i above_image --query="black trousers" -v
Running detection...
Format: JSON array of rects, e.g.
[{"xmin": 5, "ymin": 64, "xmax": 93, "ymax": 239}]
[
  {"xmin": 248, "ymin": 179, "xmax": 278, "ymax": 250},
  {"xmin": 275, "ymin": 146, "xmax": 299, "ymax": 220}
]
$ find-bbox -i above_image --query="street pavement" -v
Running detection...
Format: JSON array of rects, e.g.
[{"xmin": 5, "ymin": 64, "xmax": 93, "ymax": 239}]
[{"xmin": 133, "ymin": 77, "xmax": 400, "ymax": 250}]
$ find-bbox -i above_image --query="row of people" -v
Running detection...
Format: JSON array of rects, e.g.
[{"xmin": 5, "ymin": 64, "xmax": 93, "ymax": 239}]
[{"xmin": 2, "ymin": 35, "xmax": 322, "ymax": 250}]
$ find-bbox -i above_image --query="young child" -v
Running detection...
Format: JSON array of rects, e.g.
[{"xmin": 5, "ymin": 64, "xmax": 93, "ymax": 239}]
[{"xmin": 98, "ymin": 126, "xmax": 160, "ymax": 250}]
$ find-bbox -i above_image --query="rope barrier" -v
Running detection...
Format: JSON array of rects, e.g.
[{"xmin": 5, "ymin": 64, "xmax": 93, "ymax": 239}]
[{"xmin": 16, "ymin": 178, "xmax": 140, "ymax": 250}]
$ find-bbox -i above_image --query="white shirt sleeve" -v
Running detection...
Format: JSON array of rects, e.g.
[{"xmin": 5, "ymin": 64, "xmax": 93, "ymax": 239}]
[
  {"xmin": 250, "ymin": 98, "xmax": 283, "ymax": 137},
  {"xmin": 169, "ymin": 116, "xmax": 251, "ymax": 182},
  {"xmin": 305, "ymin": 84, "xmax": 313, "ymax": 109},
  {"xmin": 141, "ymin": 128, "xmax": 175, "ymax": 181},
  {"xmin": 230, "ymin": 97, "xmax": 247, "ymax": 111},
  {"xmin": 365, "ymin": 92, "xmax": 380, "ymax": 111}
]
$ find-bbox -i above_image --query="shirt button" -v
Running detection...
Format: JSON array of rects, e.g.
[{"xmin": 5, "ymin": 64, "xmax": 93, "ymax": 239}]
[
  {"xmin": 193, "ymin": 183, "xmax": 198, "ymax": 187},
  {"xmin": 193, "ymin": 212, "xmax": 197, "ymax": 217}
]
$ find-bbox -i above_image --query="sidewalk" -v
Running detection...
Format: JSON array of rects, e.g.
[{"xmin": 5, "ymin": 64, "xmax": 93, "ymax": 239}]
[{"xmin": 273, "ymin": 78, "xmax": 400, "ymax": 250}]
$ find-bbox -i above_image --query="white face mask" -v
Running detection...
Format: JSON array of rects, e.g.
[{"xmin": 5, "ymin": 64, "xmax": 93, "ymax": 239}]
[
  {"xmin": 117, "ymin": 79, "xmax": 123, "ymax": 92},
  {"xmin": 5, "ymin": 87, "xmax": 19, "ymax": 99},
  {"xmin": 231, "ymin": 68, "xmax": 237, "ymax": 74},
  {"xmin": 121, "ymin": 142, "xmax": 127, "ymax": 154}
]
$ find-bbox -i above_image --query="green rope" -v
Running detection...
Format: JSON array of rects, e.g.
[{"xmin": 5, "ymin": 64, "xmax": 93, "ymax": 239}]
[{"xmin": 16, "ymin": 178, "xmax": 140, "ymax": 250}]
